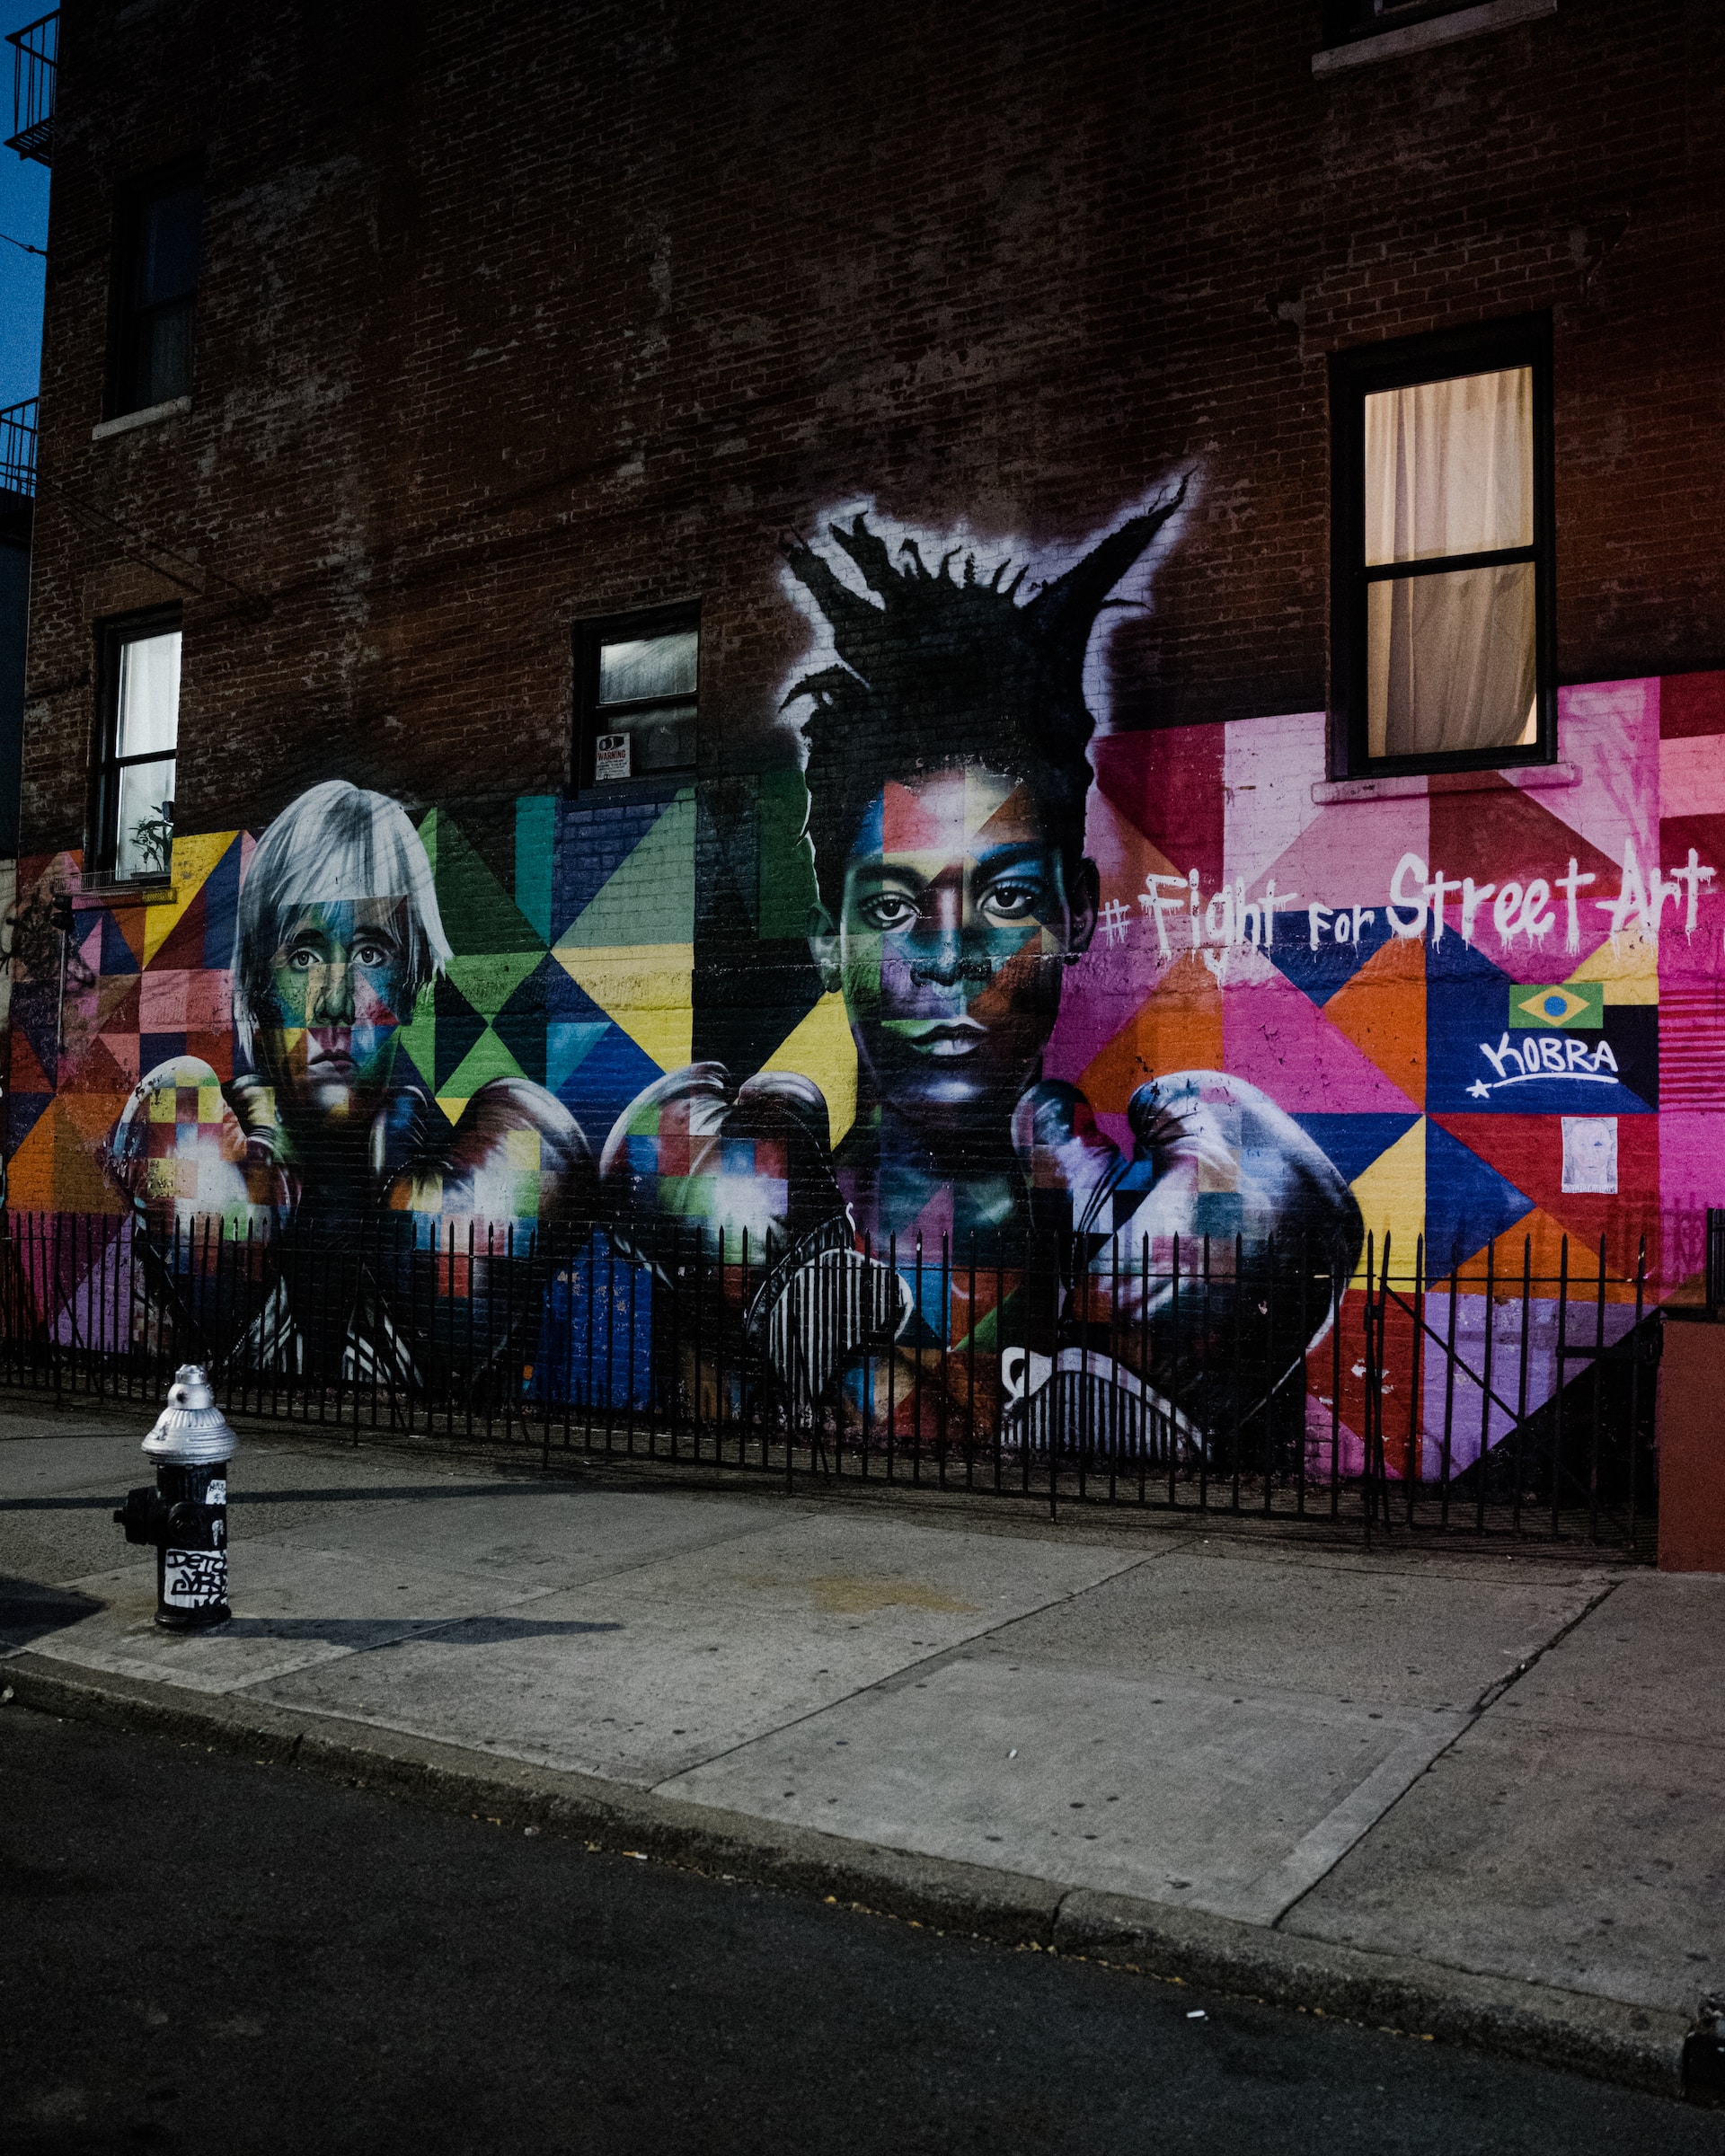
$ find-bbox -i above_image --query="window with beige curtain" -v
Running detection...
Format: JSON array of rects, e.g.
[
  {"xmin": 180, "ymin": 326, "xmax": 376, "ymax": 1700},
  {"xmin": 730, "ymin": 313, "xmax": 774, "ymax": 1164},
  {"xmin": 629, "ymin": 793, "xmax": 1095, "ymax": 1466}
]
[{"xmin": 1363, "ymin": 367, "xmax": 1538, "ymax": 760}]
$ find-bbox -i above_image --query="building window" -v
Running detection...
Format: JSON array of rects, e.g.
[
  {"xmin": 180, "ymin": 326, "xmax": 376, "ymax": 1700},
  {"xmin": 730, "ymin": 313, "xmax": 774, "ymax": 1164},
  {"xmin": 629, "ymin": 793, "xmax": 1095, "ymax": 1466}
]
[
  {"xmin": 93, "ymin": 614, "xmax": 181, "ymax": 880},
  {"xmin": 575, "ymin": 608, "xmax": 699, "ymax": 787},
  {"xmin": 1322, "ymin": 0, "xmax": 1482, "ymax": 45},
  {"xmin": 110, "ymin": 166, "xmax": 202, "ymax": 418},
  {"xmin": 1330, "ymin": 317, "xmax": 1553, "ymax": 776}
]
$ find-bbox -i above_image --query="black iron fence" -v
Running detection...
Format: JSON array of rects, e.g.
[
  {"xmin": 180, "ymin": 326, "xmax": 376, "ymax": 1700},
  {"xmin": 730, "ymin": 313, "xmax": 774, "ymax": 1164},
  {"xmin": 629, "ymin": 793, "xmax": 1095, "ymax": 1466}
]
[{"xmin": 0, "ymin": 1207, "xmax": 1660, "ymax": 1549}]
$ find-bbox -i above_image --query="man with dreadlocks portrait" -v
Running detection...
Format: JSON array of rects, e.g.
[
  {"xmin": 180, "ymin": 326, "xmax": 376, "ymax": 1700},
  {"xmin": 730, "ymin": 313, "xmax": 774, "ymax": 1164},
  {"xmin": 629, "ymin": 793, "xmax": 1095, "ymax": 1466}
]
[{"xmin": 600, "ymin": 487, "xmax": 1363, "ymax": 1459}]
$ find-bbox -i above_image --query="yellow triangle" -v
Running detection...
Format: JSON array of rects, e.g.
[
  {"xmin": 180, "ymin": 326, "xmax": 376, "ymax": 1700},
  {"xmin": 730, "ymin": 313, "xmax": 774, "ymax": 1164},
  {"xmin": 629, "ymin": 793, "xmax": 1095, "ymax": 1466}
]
[
  {"xmin": 553, "ymin": 943, "xmax": 693, "ymax": 1075},
  {"xmin": 1348, "ymin": 1117, "xmax": 1426, "ymax": 1288},
  {"xmin": 1567, "ymin": 923, "xmax": 1658, "ymax": 1005},
  {"xmin": 756, "ymin": 991, "xmax": 856, "ymax": 1149},
  {"xmin": 141, "ymin": 829, "xmax": 238, "ymax": 968}
]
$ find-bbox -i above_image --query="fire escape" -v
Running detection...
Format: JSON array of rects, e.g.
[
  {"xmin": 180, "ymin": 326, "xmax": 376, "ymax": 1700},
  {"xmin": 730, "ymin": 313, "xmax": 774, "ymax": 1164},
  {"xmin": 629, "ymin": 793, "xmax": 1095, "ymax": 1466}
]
[{"xmin": 5, "ymin": 11, "xmax": 55, "ymax": 166}]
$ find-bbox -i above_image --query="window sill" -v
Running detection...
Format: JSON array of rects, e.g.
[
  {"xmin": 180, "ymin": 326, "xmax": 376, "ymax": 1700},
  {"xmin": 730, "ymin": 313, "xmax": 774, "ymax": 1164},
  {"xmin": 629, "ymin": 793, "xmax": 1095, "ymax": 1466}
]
[
  {"xmin": 1313, "ymin": 0, "xmax": 1554, "ymax": 75},
  {"xmin": 1314, "ymin": 760, "xmax": 1577, "ymax": 806},
  {"xmin": 570, "ymin": 774, "xmax": 695, "ymax": 808},
  {"xmin": 92, "ymin": 395, "xmax": 192, "ymax": 442},
  {"xmin": 75, "ymin": 874, "xmax": 177, "ymax": 902}
]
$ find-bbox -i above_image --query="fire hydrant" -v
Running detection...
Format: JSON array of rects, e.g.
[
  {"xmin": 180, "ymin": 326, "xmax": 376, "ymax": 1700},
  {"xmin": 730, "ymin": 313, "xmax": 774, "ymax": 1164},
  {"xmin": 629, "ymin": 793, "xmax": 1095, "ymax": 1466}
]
[{"xmin": 113, "ymin": 1364, "xmax": 237, "ymax": 1631}]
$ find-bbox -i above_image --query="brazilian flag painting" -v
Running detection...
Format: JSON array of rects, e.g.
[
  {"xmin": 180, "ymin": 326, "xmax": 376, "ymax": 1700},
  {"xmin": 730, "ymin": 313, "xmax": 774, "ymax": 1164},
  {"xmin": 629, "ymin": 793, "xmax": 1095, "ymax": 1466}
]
[{"xmin": 1508, "ymin": 982, "xmax": 1606, "ymax": 1030}]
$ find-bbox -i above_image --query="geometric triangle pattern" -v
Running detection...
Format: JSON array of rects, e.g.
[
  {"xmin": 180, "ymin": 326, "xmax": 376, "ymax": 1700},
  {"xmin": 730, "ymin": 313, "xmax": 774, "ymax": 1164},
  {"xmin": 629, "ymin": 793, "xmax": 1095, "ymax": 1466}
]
[{"xmin": 10, "ymin": 665, "xmax": 1723, "ymax": 1427}]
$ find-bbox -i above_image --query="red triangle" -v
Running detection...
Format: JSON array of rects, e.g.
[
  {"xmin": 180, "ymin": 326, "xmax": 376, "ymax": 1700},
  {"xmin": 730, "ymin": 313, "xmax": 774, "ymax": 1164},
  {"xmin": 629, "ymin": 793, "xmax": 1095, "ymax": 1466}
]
[
  {"xmin": 8, "ymin": 1029, "xmax": 52, "ymax": 1095},
  {"xmin": 1428, "ymin": 772, "xmax": 1620, "ymax": 943},
  {"xmin": 1092, "ymin": 729, "xmax": 1225, "ymax": 886},
  {"xmin": 149, "ymin": 886, "xmax": 210, "ymax": 972},
  {"xmin": 1432, "ymin": 1112, "xmax": 1659, "ymax": 1279}
]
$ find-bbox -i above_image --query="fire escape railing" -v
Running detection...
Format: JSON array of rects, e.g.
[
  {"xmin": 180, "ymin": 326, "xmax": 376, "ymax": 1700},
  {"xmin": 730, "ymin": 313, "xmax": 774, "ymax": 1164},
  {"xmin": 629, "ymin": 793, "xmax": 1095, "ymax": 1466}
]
[
  {"xmin": 5, "ymin": 11, "xmax": 57, "ymax": 166},
  {"xmin": 0, "ymin": 398, "xmax": 38, "ymax": 497}
]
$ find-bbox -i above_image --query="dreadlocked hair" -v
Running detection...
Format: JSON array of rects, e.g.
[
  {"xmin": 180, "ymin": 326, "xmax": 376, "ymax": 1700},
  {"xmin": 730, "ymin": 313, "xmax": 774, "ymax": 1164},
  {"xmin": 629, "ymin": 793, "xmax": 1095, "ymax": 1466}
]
[{"xmin": 781, "ymin": 483, "xmax": 1186, "ymax": 912}]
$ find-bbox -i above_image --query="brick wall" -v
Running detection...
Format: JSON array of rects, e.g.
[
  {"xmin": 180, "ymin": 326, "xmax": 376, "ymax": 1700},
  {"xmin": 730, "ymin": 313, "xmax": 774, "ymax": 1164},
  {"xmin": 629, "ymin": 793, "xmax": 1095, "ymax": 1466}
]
[{"xmin": 21, "ymin": 0, "xmax": 1725, "ymax": 854}]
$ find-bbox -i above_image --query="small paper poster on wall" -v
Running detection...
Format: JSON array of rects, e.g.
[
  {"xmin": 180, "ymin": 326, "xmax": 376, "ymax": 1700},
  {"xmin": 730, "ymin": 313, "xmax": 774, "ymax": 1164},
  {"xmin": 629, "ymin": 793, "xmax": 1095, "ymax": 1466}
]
[
  {"xmin": 594, "ymin": 731, "xmax": 632, "ymax": 782},
  {"xmin": 1561, "ymin": 1117, "xmax": 1618, "ymax": 1195}
]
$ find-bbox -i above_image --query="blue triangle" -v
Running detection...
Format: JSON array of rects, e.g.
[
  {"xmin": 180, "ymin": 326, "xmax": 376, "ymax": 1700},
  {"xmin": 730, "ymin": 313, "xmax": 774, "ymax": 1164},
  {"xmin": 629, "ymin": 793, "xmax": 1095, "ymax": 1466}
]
[
  {"xmin": 1292, "ymin": 1112, "xmax": 1420, "ymax": 1189},
  {"xmin": 548, "ymin": 796, "xmax": 680, "ymax": 944},
  {"xmin": 553, "ymin": 1021, "xmax": 662, "ymax": 1151},
  {"xmin": 99, "ymin": 909, "xmax": 140, "ymax": 976},
  {"xmin": 198, "ymin": 836, "xmax": 244, "ymax": 973},
  {"xmin": 1267, "ymin": 909, "xmax": 1397, "ymax": 1009},
  {"xmin": 1424, "ymin": 1120, "xmax": 1534, "ymax": 1270},
  {"xmin": 492, "ymin": 950, "xmax": 614, "ymax": 1087}
]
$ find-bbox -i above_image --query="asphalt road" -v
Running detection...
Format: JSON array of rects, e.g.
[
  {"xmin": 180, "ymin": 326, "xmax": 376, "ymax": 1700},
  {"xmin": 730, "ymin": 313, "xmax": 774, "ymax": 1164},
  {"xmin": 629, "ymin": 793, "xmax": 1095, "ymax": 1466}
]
[{"xmin": 0, "ymin": 1701, "xmax": 1717, "ymax": 2156}]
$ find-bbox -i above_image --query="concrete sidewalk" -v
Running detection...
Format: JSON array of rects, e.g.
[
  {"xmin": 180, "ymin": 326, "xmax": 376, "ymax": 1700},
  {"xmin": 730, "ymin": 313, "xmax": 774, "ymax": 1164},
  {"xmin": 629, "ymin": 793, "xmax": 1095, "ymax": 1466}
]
[{"xmin": 3, "ymin": 1398, "xmax": 1720, "ymax": 2097}]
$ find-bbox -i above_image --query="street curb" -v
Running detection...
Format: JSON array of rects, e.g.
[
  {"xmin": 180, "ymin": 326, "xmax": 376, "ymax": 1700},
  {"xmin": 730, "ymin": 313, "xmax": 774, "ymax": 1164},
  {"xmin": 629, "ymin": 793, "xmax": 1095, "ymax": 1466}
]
[{"xmin": 0, "ymin": 1648, "xmax": 1689, "ymax": 2102}]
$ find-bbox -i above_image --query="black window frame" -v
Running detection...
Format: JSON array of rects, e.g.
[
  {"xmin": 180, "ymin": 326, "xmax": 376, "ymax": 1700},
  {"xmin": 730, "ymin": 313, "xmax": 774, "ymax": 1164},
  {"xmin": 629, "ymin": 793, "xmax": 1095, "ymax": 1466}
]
[
  {"xmin": 89, "ymin": 605, "xmax": 182, "ymax": 884},
  {"xmin": 105, "ymin": 155, "xmax": 205, "ymax": 421},
  {"xmin": 1328, "ymin": 313, "xmax": 1556, "ymax": 782},
  {"xmin": 1321, "ymin": 0, "xmax": 1485, "ymax": 49},
  {"xmin": 572, "ymin": 602, "xmax": 701, "ymax": 793}
]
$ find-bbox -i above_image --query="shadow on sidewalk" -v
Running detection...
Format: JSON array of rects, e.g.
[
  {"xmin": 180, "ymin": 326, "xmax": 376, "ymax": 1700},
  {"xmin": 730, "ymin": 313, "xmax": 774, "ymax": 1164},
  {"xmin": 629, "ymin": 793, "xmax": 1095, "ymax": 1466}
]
[
  {"xmin": 1, "ymin": 1575, "xmax": 106, "ymax": 1648},
  {"xmin": 216, "ymin": 1614, "xmax": 626, "ymax": 1645},
  {"xmin": 2, "ymin": 1482, "xmax": 567, "ymax": 1514}
]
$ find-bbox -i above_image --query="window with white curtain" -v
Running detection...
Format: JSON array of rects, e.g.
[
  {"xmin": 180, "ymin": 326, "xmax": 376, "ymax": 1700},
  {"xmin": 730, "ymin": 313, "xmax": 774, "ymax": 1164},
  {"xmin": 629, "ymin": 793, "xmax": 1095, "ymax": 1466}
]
[
  {"xmin": 1331, "ymin": 320, "xmax": 1553, "ymax": 774},
  {"xmin": 93, "ymin": 614, "xmax": 181, "ymax": 880}
]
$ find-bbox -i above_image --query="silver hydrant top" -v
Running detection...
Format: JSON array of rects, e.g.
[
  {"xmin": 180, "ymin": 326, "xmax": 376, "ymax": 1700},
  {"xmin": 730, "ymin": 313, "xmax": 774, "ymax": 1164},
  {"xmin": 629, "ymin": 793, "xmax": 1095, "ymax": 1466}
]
[{"xmin": 143, "ymin": 1364, "xmax": 238, "ymax": 1466}]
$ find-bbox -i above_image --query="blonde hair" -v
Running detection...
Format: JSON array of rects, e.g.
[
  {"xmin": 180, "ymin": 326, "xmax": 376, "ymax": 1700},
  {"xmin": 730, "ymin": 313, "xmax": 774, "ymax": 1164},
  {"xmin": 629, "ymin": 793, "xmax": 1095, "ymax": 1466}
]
[{"xmin": 234, "ymin": 781, "xmax": 451, "ymax": 1056}]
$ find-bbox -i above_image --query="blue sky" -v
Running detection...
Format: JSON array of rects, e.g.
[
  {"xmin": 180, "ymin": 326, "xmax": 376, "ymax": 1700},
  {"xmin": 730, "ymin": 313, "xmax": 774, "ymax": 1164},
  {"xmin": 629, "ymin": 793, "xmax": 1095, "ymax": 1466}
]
[{"xmin": 0, "ymin": 3, "xmax": 52, "ymax": 412}]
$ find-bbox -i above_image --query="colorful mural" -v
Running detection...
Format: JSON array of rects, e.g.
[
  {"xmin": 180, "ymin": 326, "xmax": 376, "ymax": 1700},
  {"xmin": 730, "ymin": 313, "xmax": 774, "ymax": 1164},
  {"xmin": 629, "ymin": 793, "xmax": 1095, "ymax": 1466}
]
[{"xmin": 6, "ymin": 491, "xmax": 1724, "ymax": 1474}]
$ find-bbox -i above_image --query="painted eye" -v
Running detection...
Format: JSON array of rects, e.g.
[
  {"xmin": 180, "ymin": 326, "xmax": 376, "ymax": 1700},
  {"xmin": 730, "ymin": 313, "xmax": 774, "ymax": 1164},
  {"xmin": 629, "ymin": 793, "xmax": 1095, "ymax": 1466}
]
[
  {"xmin": 352, "ymin": 940, "xmax": 392, "ymax": 968},
  {"xmin": 982, "ymin": 883, "xmax": 1041, "ymax": 922},
  {"xmin": 860, "ymin": 895, "xmax": 919, "ymax": 932},
  {"xmin": 286, "ymin": 947, "xmax": 319, "ymax": 970}
]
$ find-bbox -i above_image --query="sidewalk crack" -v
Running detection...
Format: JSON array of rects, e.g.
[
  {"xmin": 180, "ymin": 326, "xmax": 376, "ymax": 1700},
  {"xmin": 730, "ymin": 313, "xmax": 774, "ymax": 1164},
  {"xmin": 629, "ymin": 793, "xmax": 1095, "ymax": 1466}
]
[{"xmin": 1269, "ymin": 1575, "xmax": 1626, "ymax": 1930}]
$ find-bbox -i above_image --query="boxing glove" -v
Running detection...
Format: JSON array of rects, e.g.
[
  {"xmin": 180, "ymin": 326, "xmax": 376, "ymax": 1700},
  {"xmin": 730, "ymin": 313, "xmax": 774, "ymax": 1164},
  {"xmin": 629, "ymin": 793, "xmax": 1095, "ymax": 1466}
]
[
  {"xmin": 599, "ymin": 1062, "xmax": 910, "ymax": 1404},
  {"xmin": 383, "ymin": 1075, "xmax": 595, "ymax": 1249},
  {"xmin": 1011, "ymin": 1070, "xmax": 1363, "ymax": 1446},
  {"xmin": 599, "ymin": 1062, "xmax": 846, "ymax": 1271},
  {"xmin": 106, "ymin": 1056, "xmax": 294, "ymax": 1231}
]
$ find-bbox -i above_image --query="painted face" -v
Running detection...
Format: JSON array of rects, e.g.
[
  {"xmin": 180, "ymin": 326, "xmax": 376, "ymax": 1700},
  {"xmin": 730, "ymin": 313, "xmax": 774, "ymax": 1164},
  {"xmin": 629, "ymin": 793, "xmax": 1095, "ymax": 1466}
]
[
  {"xmin": 822, "ymin": 766, "xmax": 1096, "ymax": 1135},
  {"xmin": 257, "ymin": 899, "xmax": 412, "ymax": 1127}
]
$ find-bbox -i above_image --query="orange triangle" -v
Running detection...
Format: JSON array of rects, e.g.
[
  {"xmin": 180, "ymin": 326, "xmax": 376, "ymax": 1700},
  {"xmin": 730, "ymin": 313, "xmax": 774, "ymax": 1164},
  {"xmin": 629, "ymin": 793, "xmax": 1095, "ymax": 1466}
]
[
  {"xmin": 1322, "ymin": 934, "xmax": 1426, "ymax": 1108},
  {"xmin": 1479, "ymin": 1206, "xmax": 1643, "ymax": 1303},
  {"xmin": 54, "ymin": 1105, "xmax": 127, "ymax": 1214},
  {"xmin": 1079, "ymin": 952, "xmax": 1225, "ymax": 1112},
  {"xmin": 3, "ymin": 1099, "xmax": 60, "ymax": 1206},
  {"xmin": 57, "ymin": 1082, "xmax": 131, "ymax": 1144},
  {"xmin": 104, "ymin": 897, "xmax": 149, "ymax": 969},
  {"xmin": 6, "ymin": 1100, "xmax": 125, "ymax": 1214}
]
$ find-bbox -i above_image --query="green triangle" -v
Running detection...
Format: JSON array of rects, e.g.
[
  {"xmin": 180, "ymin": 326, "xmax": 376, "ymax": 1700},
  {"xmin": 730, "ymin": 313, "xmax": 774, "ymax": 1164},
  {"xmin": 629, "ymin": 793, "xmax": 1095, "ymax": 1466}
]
[
  {"xmin": 446, "ymin": 950, "xmax": 544, "ymax": 1021},
  {"xmin": 394, "ymin": 985, "xmax": 437, "ymax": 1093},
  {"xmin": 439, "ymin": 1024, "xmax": 526, "ymax": 1101},
  {"xmin": 556, "ymin": 790, "xmax": 695, "ymax": 951},
  {"xmin": 419, "ymin": 808, "xmax": 546, "ymax": 958}
]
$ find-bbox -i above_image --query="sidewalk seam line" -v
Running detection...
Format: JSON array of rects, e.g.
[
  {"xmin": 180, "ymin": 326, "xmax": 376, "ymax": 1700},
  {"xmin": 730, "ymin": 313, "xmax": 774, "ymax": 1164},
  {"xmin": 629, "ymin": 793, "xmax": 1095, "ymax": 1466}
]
[
  {"xmin": 644, "ymin": 1555, "xmax": 1159, "ymax": 1791},
  {"xmin": 1269, "ymin": 1577, "xmax": 1627, "ymax": 1931}
]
